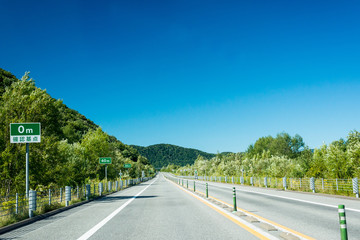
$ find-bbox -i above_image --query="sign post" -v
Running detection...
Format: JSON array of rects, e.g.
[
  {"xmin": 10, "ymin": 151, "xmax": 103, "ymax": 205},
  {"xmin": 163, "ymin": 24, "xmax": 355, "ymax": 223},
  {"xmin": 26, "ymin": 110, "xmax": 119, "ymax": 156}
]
[
  {"xmin": 99, "ymin": 157, "xmax": 112, "ymax": 180},
  {"xmin": 124, "ymin": 164, "xmax": 131, "ymax": 179},
  {"xmin": 10, "ymin": 123, "xmax": 41, "ymax": 198}
]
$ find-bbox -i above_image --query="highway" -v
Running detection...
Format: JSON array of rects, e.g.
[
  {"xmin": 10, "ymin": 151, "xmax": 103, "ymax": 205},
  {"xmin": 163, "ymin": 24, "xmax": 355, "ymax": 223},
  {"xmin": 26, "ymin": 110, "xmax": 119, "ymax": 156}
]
[
  {"xmin": 171, "ymin": 174, "xmax": 360, "ymax": 240},
  {"xmin": 1, "ymin": 173, "xmax": 359, "ymax": 240},
  {"xmin": 0, "ymin": 174, "xmax": 272, "ymax": 240}
]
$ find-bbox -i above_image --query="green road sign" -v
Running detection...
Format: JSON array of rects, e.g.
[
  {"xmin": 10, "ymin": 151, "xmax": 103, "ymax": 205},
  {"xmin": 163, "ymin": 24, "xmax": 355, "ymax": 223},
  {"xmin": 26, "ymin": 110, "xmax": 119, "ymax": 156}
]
[
  {"xmin": 99, "ymin": 157, "xmax": 112, "ymax": 164},
  {"xmin": 124, "ymin": 164, "xmax": 131, "ymax": 168},
  {"xmin": 10, "ymin": 123, "xmax": 41, "ymax": 143}
]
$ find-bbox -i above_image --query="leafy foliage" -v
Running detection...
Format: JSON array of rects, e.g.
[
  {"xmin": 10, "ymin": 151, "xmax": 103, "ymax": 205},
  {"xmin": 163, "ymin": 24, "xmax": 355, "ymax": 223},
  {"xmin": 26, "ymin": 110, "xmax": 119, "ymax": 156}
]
[
  {"xmin": 174, "ymin": 132, "xmax": 360, "ymax": 179},
  {"xmin": 0, "ymin": 68, "xmax": 154, "ymax": 195}
]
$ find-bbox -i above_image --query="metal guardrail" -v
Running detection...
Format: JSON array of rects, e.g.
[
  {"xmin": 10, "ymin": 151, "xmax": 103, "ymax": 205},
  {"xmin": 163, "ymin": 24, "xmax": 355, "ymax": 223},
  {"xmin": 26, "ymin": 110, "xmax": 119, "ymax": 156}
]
[{"xmin": 0, "ymin": 177, "xmax": 153, "ymax": 224}]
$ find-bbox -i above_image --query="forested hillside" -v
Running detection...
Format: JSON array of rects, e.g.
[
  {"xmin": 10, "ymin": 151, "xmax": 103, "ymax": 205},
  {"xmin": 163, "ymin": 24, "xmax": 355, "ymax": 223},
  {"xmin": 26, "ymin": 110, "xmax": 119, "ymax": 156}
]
[
  {"xmin": 0, "ymin": 68, "xmax": 154, "ymax": 195},
  {"xmin": 132, "ymin": 144, "xmax": 216, "ymax": 168},
  {"xmin": 169, "ymin": 132, "xmax": 360, "ymax": 179}
]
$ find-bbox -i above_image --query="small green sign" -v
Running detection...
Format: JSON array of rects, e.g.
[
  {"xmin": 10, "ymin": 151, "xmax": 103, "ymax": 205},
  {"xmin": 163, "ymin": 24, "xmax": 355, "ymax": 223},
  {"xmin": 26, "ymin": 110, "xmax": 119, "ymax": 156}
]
[
  {"xmin": 99, "ymin": 157, "xmax": 111, "ymax": 164},
  {"xmin": 124, "ymin": 164, "xmax": 131, "ymax": 168},
  {"xmin": 10, "ymin": 123, "xmax": 41, "ymax": 143}
]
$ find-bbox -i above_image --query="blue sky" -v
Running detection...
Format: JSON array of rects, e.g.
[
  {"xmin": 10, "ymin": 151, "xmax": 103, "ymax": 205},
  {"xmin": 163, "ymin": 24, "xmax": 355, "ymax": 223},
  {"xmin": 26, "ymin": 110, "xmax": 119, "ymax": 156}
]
[{"xmin": 1, "ymin": 0, "xmax": 360, "ymax": 153}]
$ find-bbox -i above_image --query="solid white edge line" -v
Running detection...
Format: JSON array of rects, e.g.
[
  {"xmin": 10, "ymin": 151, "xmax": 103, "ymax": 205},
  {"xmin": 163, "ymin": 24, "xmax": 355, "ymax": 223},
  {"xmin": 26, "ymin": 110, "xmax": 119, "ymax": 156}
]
[
  {"xmin": 194, "ymin": 179, "xmax": 360, "ymax": 213},
  {"xmin": 77, "ymin": 177, "xmax": 158, "ymax": 240},
  {"xmin": 165, "ymin": 175, "xmax": 278, "ymax": 240}
]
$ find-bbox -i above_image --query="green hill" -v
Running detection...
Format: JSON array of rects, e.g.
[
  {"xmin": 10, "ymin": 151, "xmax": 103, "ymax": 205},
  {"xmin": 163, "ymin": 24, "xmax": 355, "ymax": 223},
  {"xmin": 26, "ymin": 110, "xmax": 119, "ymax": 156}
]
[
  {"xmin": 131, "ymin": 144, "xmax": 216, "ymax": 168},
  {"xmin": 0, "ymin": 68, "xmax": 154, "ymax": 195}
]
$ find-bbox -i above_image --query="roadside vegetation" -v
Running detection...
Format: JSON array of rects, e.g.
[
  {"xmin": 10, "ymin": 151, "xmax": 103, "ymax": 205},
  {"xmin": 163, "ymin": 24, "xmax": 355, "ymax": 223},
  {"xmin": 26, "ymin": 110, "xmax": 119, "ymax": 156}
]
[
  {"xmin": 0, "ymin": 68, "xmax": 155, "ymax": 196},
  {"xmin": 163, "ymin": 131, "xmax": 360, "ymax": 180}
]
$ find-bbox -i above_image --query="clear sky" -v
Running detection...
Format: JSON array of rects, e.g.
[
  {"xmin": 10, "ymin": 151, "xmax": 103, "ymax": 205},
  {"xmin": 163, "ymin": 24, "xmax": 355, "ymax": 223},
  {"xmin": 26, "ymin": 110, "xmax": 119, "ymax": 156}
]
[{"xmin": 1, "ymin": 0, "xmax": 360, "ymax": 153}]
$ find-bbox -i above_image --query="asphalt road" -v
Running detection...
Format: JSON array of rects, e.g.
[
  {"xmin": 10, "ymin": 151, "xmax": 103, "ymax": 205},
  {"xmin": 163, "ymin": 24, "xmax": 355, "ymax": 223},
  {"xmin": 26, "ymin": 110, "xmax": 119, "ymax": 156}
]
[
  {"xmin": 177, "ymin": 175, "xmax": 360, "ymax": 240},
  {"xmin": 0, "ymin": 174, "xmax": 267, "ymax": 240}
]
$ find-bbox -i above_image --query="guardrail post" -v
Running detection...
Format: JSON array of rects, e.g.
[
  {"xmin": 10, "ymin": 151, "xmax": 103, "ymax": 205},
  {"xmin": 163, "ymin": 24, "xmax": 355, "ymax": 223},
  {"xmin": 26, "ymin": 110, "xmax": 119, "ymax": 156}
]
[
  {"xmin": 283, "ymin": 177, "xmax": 287, "ymax": 190},
  {"xmin": 60, "ymin": 188, "xmax": 63, "ymax": 202},
  {"xmin": 16, "ymin": 193, "xmax": 19, "ymax": 214},
  {"xmin": 86, "ymin": 184, "xmax": 90, "ymax": 200},
  {"xmin": 115, "ymin": 181, "xmax": 118, "ymax": 191},
  {"xmin": 353, "ymin": 178, "xmax": 359, "ymax": 198},
  {"xmin": 240, "ymin": 177, "xmax": 244, "ymax": 185},
  {"xmin": 99, "ymin": 182, "xmax": 103, "ymax": 196},
  {"xmin": 187, "ymin": 180, "xmax": 188, "ymax": 188},
  {"xmin": 65, "ymin": 186, "xmax": 71, "ymax": 206},
  {"xmin": 232, "ymin": 176, "xmax": 234, "ymax": 184},
  {"xmin": 264, "ymin": 177, "xmax": 268, "ymax": 188},
  {"xmin": 310, "ymin": 177, "xmax": 315, "ymax": 193},
  {"xmin": 250, "ymin": 177, "xmax": 253, "ymax": 186},
  {"xmin": 336, "ymin": 178, "xmax": 339, "ymax": 191},
  {"xmin": 193, "ymin": 181, "xmax": 196, "ymax": 192},
  {"xmin": 322, "ymin": 178, "xmax": 324, "ymax": 190},
  {"xmin": 108, "ymin": 182, "xmax": 112, "ymax": 192},
  {"xmin": 29, "ymin": 190, "xmax": 36, "ymax": 218},
  {"xmin": 120, "ymin": 180, "xmax": 123, "ymax": 190},
  {"xmin": 206, "ymin": 183, "xmax": 208, "ymax": 198},
  {"xmin": 48, "ymin": 189, "xmax": 51, "ymax": 205},
  {"xmin": 338, "ymin": 205, "xmax": 348, "ymax": 240},
  {"xmin": 233, "ymin": 187, "xmax": 237, "ymax": 212}
]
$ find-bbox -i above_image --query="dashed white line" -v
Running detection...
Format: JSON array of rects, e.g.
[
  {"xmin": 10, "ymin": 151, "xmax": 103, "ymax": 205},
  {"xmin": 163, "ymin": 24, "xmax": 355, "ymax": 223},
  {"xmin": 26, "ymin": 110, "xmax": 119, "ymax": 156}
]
[{"xmin": 77, "ymin": 177, "xmax": 157, "ymax": 240}]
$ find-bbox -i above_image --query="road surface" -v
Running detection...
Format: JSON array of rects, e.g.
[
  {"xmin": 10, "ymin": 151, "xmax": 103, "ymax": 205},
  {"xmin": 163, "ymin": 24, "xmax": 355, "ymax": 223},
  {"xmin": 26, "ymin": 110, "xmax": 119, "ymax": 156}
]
[
  {"xmin": 172, "ymin": 174, "xmax": 360, "ymax": 240},
  {"xmin": 0, "ymin": 174, "xmax": 270, "ymax": 240}
]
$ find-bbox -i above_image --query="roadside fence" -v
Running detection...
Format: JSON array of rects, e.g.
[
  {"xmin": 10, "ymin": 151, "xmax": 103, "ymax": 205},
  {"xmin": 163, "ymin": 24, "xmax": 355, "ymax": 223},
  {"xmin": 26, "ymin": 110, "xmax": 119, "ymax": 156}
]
[
  {"xmin": 0, "ymin": 177, "xmax": 152, "ymax": 224},
  {"xmin": 178, "ymin": 175, "xmax": 359, "ymax": 198}
]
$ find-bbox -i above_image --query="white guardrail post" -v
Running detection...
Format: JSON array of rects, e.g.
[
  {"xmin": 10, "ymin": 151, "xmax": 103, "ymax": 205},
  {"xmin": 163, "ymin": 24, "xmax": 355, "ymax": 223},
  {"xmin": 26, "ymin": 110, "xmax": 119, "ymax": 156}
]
[
  {"xmin": 65, "ymin": 186, "xmax": 71, "ymax": 206},
  {"xmin": 29, "ymin": 190, "xmax": 36, "ymax": 218},
  {"xmin": 283, "ymin": 177, "xmax": 287, "ymax": 190},
  {"xmin": 86, "ymin": 184, "xmax": 90, "ymax": 200},
  {"xmin": 353, "ymin": 177, "xmax": 359, "ymax": 198},
  {"xmin": 99, "ymin": 182, "xmax": 103, "ymax": 196},
  {"xmin": 310, "ymin": 177, "xmax": 315, "ymax": 193},
  {"xmin": 264, "ymin": 177, "xmax": 268, "ymax": 188}
]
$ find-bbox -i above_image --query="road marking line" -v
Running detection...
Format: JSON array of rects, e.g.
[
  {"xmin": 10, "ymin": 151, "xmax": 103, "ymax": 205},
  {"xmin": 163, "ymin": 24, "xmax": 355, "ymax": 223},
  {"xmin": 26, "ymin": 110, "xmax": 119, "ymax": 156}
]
[
  {"xmin": 208, "ymin": 195, "xmax": 315, "ymax": 240},
  {"xmin": 166, "ymin": 176, "xmax": 276, "ymax": 240},
  {"xmin": 77, "ymin": 177, "xmax": 157, "ymax": 240},
  {"xmin": 172, "ymin": 177, "xmax": 315, "ymax": 240},
  {"xmin": 202, "ymin": 181, "xmax": 360, "ymax": 213}
]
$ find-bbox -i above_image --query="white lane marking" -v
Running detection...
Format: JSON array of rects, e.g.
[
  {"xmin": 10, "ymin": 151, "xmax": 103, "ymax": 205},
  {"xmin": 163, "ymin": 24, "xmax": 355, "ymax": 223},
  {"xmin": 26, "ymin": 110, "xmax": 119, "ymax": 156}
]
[
  {"xmin": 77, "ymin": 177, "xmax": 157, "ymax": 240},
  {"xmin": 196, "ymin": 180, "xmax": 360, "ymax": 213}
]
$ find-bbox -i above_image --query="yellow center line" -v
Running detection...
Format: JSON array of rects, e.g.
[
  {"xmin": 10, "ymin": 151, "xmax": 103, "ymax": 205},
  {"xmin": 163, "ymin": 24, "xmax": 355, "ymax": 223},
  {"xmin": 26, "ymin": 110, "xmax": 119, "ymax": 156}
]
[
  {"xmin": 191, "ymin": 187, "xmax": 316, "ymax": 240},
  {"xmin": 167, "ymin": 178, "xmax": 271, "ymax": 240}
]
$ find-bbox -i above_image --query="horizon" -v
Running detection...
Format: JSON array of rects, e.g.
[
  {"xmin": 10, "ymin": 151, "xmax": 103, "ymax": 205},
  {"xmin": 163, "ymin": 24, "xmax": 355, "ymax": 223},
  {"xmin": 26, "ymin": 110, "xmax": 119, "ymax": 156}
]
[{"xmin": 1, "ymin": 0, "xmax": 360, "ymax": 153}]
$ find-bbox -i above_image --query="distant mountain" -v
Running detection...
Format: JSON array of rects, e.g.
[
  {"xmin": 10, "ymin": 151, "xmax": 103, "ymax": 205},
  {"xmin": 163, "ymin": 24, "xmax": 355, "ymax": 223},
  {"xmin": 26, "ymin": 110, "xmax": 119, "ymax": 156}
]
[{"xmin": 131, "ymin": 144, "xmax": 216, "ymax": 168}]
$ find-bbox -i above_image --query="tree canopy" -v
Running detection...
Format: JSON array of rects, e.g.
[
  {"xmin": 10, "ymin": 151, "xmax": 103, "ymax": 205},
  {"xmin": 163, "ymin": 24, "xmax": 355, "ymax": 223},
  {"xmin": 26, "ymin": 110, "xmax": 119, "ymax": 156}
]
[{"xmin": 0, "ymin": 68, "xmax": 155, "ymax": 195}]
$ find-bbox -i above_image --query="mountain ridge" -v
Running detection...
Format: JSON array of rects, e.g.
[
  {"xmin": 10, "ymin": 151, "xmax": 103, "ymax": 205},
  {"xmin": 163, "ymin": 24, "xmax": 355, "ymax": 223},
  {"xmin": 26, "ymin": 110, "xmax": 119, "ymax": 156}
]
[{"xmin": 131, "ymin": 143, "xmax": 216, "ymax": 168}]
